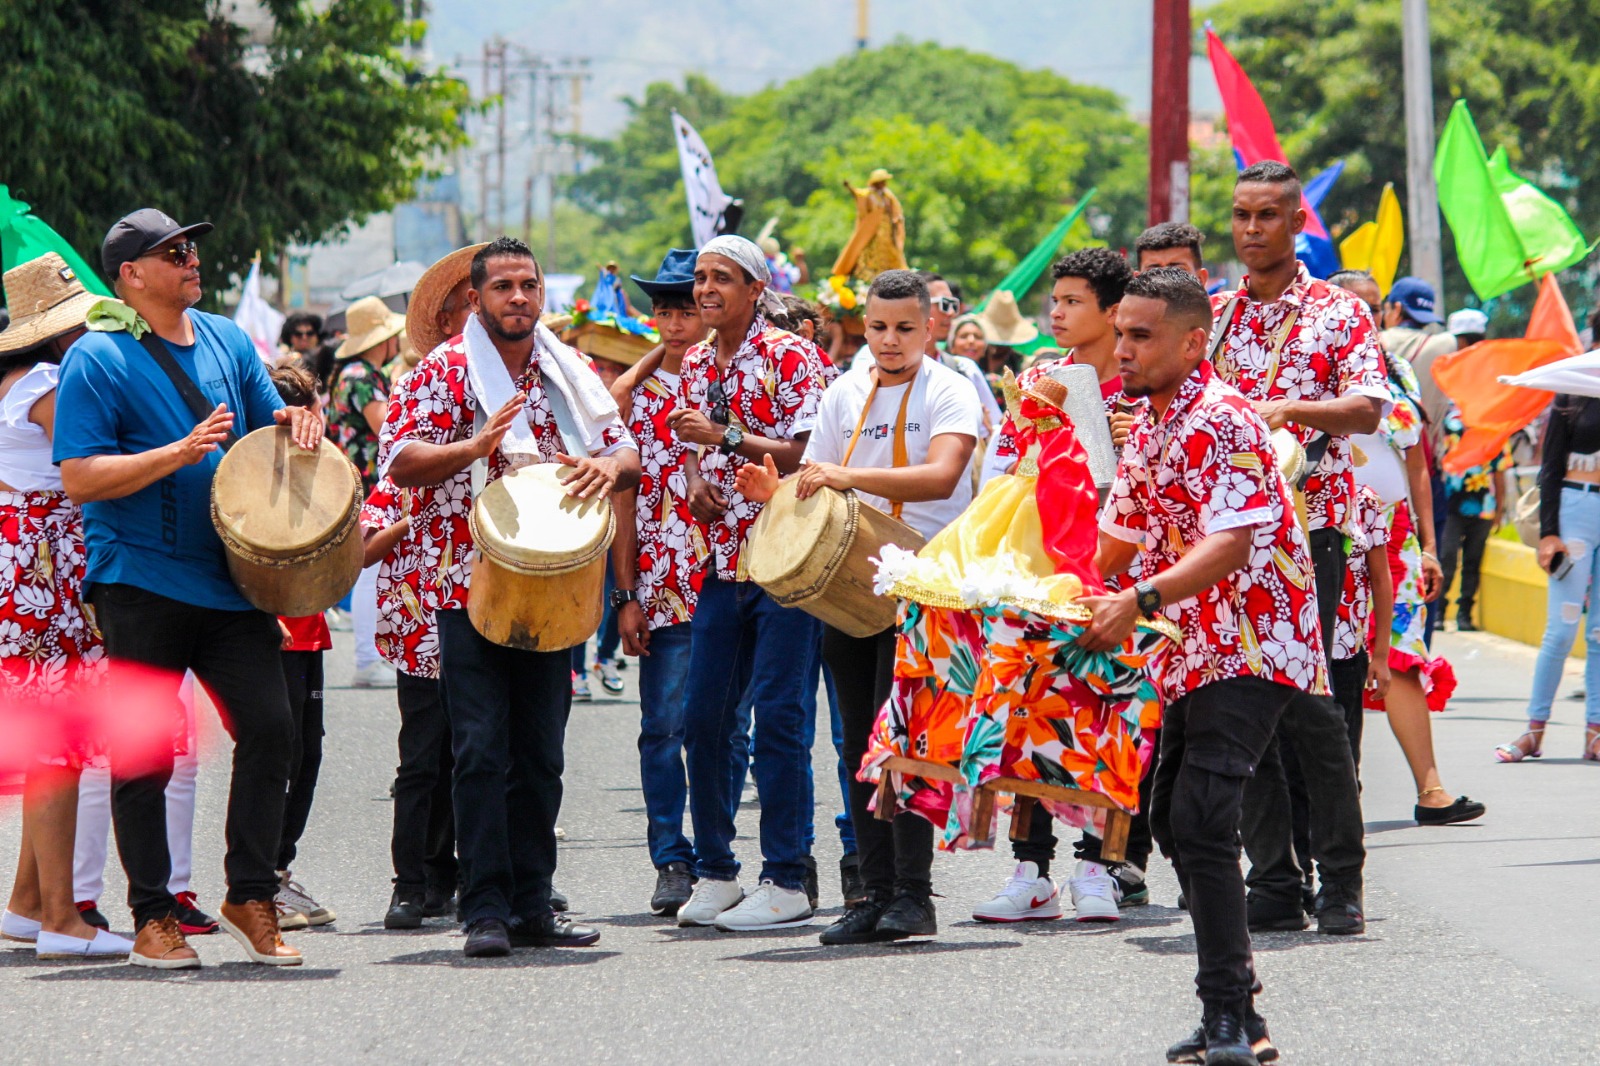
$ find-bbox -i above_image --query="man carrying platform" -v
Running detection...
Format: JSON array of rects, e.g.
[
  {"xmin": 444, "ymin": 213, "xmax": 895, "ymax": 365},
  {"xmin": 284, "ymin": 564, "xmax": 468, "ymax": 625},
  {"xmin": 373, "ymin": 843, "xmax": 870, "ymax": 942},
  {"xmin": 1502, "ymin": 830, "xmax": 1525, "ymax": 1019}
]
[
  {"xmin": 1080, "ymin": 267, "xmax": 1326, "ymax": 1065},
  {"xmin": 737, "ymin": 269, "xmax": 979, "ymax": 943},
  {"xmin": 381, "ymin": 237, "xmax": 640, "ymax": 958}
]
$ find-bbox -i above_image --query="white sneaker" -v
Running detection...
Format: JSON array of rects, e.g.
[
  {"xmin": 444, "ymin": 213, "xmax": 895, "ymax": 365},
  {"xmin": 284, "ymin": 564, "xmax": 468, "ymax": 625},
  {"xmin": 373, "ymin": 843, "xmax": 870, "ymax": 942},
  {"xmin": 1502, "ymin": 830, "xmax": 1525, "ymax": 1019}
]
[
  {"xmin": 35, "ymin": 928, "xmax": 134, "ymax": 959},
  {"xmin": 353, "ymin": 662, "xmax": 396, "ymax": 688},
  {"xmin": 713, "ymin": 880, "xmax": 814, "ymax": 931},
  {"xmin": 277, "ymin": 870, "xmax": 336, "ymax": 926},
  {"xmin": 325, "ymin": 607, "xmax": 353, "ymax": 632},
  {"xmin": 1068, "ymin": 860, "xmax": 1124, "ymax": 922},
  {"xmin": 971, "ymin": 861, "xmax": 1063, "ymax": 922},
  {"xmin": 677, "ymin": 877, "xmax": 744, "ymax": 927},
  {"xmin": 593, "ymin": 659, "xmax": 625, "ymax": 695},
  {"xmin": 276, "ymin": 900, "xmax": 308, "ymax": 931},
  {"xmin": 572, "ymin": 672, "xmax": 593, "ymax": 702}
]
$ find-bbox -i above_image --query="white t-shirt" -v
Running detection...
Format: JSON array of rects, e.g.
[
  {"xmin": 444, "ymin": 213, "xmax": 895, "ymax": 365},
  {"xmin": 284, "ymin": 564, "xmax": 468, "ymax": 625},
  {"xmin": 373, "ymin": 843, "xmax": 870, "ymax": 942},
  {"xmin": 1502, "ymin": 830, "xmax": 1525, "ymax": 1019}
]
[
  {"xmin": 0, "ymin": 362, "xmax": 63, "ymax": 492},
  {"xmin": 803, "ymin": 357, "xmax": 981, "ymax": 541},
  {"xmin": 937, "ymin": 351, "xmax": 1002, "ymax": 438}
]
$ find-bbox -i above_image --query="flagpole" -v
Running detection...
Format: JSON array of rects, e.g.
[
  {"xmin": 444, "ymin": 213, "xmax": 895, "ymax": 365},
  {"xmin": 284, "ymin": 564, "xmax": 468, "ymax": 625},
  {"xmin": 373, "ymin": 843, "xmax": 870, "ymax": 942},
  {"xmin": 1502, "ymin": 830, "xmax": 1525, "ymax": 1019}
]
[{"xmin": 1402, "ymin": 0, "xmax": 1445, "ymax": 301}]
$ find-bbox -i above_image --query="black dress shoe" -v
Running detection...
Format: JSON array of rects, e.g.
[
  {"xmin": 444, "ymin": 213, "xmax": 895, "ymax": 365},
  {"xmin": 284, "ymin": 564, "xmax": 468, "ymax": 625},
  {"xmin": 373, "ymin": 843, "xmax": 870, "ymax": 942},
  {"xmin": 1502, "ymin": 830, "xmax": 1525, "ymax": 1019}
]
[
  {"xmin": 509, "ymin": 914, "xmax": 600, "ymax": 948},
  {"xmin": 651, "ymin": 862, "xmax": 696, "ymax": 917},
  {"xmin": 1246, "ymin": 897, "xmax": 1309, "ymax": 932},
  {"xmin": 875, "ymin": 891, "xmax": 936, "ymax": 941},
  {"xmin": 550, "ymin": 887, "xmax": 569, "ymax": 913},
  {"xmin": 1200, "ymin": 1006, "xmax": 1257, "ymax": 1066},
  {"xmin": 1414, "ymin": 795, "xmax": 1486, "ymax": 826},
  {"xmin": 1314, "ymin": 883, "xmax": 1365, "ymax": 936},
  {"xmin": 818, "ymin": 899, "xmax": 891, "ymax": 946},
  {"xmin": 384, "ymin": 889, "xmax": 425, "ymax": 930},
  {"xmin": 462, "ymin": 917, "xmax": 512, "ymax": 957},
  {"xmin": 421, "ymin": 889, "xmax": 455, "ymax": 919}
]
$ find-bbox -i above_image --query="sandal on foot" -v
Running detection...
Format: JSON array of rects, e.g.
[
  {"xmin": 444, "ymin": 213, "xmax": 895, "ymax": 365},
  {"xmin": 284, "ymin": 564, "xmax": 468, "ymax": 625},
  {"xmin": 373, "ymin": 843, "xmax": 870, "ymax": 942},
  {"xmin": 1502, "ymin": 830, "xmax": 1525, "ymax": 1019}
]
[
  {"xmin": 1494, "ymin": 730, "xmax": 1544, "ymax": 763},
  {"xmin": 1414, "ymin": 789, "xmax": 1486, "ymax": 825},
  {"xmin": 1584, "ymin": 726, "xmax": 1600, "ymax": 762}
]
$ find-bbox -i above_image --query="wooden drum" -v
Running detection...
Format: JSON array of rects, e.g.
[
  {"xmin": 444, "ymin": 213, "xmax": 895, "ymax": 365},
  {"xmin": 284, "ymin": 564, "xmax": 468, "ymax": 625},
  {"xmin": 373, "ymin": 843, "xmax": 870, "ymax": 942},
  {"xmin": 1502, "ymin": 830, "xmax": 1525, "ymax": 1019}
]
[
  {"xmin": 210, "ymin": 426, "xmax": 365, "ymax": 617},
  {"xmin": 467, "ymin": 463, "xmax": 614, "ymax": 651},
  {"xmin": 746, "ymin": 481, "xmax": 926, "ymax": 638}
]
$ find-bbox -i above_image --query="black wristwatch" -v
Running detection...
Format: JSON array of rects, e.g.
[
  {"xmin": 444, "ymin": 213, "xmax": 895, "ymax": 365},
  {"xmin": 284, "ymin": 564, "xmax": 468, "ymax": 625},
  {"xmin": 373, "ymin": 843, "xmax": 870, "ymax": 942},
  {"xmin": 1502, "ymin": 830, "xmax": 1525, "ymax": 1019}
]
[
  {"xmin": 720, "ymin": 425, "xmax": 745, "ymax": 454},
  {"xmin": 609, "ymin": 588, "xmax": 638, "ymax": 609},
  {"xmin": 1134, "ymin": 580, "xmax": 1162, "ymax": 617}
]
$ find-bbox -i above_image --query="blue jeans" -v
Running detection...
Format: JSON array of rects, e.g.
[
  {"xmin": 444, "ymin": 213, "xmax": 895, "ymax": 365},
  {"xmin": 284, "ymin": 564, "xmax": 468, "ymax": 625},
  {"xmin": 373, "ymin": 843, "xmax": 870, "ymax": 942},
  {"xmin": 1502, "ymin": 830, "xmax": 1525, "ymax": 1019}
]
[
  {"xmin": 682, "ymin": 575, "xmax": 822, "ymax": 890},
  {"xmin": 637, "ymin": 622, "xmax": 696, "ymax": 868},
  {"xmin": 1527, "ymin": 486, "xmax": 1600, "ymax": 725},
  {"xmin": 822, "ymin": 665, "xmax": 856, "ymax": 854}
]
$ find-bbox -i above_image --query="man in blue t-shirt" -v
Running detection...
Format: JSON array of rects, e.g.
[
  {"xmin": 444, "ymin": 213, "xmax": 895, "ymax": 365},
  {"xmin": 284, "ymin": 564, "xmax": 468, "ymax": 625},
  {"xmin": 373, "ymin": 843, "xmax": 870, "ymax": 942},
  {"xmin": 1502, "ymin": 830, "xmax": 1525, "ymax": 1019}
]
[{"xmin": 54, "ymin": 208, "xmax": 325, "ymax": 971}]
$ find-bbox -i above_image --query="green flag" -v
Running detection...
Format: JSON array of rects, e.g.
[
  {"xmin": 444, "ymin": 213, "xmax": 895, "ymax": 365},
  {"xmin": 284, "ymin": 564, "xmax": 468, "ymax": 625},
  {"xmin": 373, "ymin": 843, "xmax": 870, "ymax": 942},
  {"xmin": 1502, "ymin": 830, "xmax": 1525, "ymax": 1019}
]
[
  {"xmin": 1434, "ymin": 100, "xmax": 1593, "ymax": 301},
  {"xmin": 979, "ymin": 187, "xmax": 1098, "ymax": 310},
  {"xmin": 0, "ymin": 185, "xmax": 111, "ymax": 299}
]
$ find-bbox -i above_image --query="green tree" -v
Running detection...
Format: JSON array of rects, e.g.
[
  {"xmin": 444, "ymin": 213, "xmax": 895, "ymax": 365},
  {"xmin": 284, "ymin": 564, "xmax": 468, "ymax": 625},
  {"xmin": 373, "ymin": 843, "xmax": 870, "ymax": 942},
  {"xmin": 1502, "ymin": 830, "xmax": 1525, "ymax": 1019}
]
[
  {"xmin": 1200, "ymin": 0, "xmax": 1600, "ymax": 310},
  {"xmin": 0, "ymin": 0, "xmax": 468, "ymax": 305}
]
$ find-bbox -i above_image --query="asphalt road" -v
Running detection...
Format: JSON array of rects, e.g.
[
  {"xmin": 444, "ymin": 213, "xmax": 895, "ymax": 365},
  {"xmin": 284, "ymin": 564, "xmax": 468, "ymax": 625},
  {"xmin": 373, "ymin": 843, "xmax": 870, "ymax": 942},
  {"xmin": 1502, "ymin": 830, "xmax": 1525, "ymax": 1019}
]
[{"xmin": 0, "ymin": 627, "xmax": 1595, "ymax": 1065}]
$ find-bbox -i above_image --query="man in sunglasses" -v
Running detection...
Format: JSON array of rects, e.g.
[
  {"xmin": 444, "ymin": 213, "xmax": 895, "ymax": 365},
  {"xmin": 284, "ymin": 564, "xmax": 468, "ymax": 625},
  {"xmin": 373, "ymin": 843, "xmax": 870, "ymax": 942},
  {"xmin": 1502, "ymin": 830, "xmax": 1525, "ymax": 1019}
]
[
  {"xmin": 916, "ymin": 270, "xmax": 1002, "ymax": 438},
  {"xmin": 54, "ymin": 208, "xmax": 324, "ymax": 970}
]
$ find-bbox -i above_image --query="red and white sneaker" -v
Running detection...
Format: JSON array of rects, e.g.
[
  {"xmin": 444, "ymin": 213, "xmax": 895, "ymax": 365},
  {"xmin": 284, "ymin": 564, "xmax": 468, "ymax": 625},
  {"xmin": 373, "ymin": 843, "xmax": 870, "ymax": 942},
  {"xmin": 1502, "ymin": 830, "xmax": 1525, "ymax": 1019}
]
[
  {"xmin": 971, "ymin": 861, "xmax": 1063, "ymax": 923},
  {"xmin": 175, "ymin": 891, "xmax": 219, "ymax": 935}
]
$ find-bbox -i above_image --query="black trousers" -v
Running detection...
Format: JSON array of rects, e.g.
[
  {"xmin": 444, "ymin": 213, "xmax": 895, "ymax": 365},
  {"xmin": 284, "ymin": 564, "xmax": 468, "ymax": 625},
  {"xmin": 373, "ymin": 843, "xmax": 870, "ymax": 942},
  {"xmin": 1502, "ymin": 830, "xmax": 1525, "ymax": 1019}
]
[
  {"xmin": 1330, "ymin": 652, "xmax": 1368, "ymax": 774},
  {"xmin": 1242, "ymin": 529, "xmax": 1366, "ymax": 904},
  {"xmin": 1440, "ymin": 506, "xmax": 1493, "ymax": 620},
  {"xmin": 823, "ymin": 625, "xmax": 933, "ymax": 900},
  {"xmin": 437, "ymin": 609, "xmax": 570, "ymax": 926},
  {"xmin": 1012, "ymin": 730, "xmax": 1160, "ymax": 875},
  {"xmin": 392, "ymin": 670, "xmax": 457, "ymax": 896},
  {"xmin": 276, "ymin": 649, "xmax": 325, "ymax": 871},
  {"xmin": 91, "ymin": 583, "xmax": 293, "ymax": 927},
  {"xmin": 1150, "ymin": 676, "xmax": 1298, "ymax": 1009}
]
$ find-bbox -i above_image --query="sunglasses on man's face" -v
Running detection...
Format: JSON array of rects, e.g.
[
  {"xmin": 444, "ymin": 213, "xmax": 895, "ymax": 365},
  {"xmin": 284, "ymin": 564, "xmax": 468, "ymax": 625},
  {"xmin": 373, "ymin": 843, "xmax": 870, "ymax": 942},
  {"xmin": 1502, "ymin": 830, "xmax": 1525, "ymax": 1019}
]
[
  {"xmin": 292, "ymin": 328, "xmax": 318, "ymax": 338},
  {"xmin": 142, "ymin": 241, "xmax": 199, "ymax": 268},
  {"xmin": 931, "ymin": 295, "xmax": 960, "ymax": 315}
]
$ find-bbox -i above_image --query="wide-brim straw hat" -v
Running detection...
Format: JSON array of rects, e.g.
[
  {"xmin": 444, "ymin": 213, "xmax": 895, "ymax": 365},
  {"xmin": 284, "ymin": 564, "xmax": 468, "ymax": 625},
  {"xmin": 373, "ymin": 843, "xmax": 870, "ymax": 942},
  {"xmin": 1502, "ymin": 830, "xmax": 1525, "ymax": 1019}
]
[
  {"xmin": 975, "ymin": 291, "xmax": 1039, "ymax": 347},
  {"xmin": 0, "ymin": 252, "xmax": 101, "ymax": 354},
  {"xmin": 335, "ymin": 294, "xmax": 408, "ymax": 361},
  {"xmin": 406, "ymin": 243, "xmax": 487, "ymax": 358}
]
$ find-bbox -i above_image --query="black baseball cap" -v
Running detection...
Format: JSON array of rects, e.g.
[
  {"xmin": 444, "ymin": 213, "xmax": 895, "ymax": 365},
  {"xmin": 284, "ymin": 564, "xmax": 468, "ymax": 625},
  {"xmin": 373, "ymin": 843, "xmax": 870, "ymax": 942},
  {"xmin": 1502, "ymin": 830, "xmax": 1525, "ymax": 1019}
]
[{"xmin": 101, "ymin": 208, "xmax": 214, "ymax": 279}]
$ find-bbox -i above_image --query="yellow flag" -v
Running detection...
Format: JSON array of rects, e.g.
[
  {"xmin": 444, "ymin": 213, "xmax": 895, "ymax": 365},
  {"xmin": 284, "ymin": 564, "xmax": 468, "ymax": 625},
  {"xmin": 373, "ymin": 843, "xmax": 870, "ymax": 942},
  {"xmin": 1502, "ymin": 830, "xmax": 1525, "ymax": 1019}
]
[{"xmin": 1339, "ymin": 183, "xmax": 1405, "ymax": 298}]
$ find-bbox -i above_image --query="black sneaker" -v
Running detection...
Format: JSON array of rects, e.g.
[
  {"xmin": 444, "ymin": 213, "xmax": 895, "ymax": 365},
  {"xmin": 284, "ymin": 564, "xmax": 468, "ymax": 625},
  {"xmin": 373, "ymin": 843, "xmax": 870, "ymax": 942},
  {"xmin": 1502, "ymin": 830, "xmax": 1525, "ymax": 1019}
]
[
  {"xmin": 75, "ymin": 900, "xmax": 110, "ymax": 931},
  {"xmin": 651, "ymin": 862, "xmax": 696, "ymax": 917},
  {"xmin": 1300, "ymin": 880, "xmax": 1316, "ymax": 917},
  {"xmin": 509, "ymin": 914, "xmax": 601, "ymax": 948},
  {"xmin": 1111, "ymin": 864, "xmax": 1149, "ymax": 907},
  {"xmin": 550, "ymin": 886, "xmax": 569, "ymax": 913},
  {"xmin": 818, "ymin": 899, "xmax": 892, "ymax": 946},
  {"xmin": 1246, "ymin": 896, "xmax": 1309, "ymax": 932},
  {"xmin": 174, "ymin": 891, "xmax": 218, "ymax": 935},
  {"xmin": 1455, "ymin": 617, "xmax": 1478, "ymax": 632},
  {"xmin": 1166, "ymin": 1011, "xmax": 1278, "ymax": 1063},
  {"xmin": 839, "ymin": 854, "xmax": 866, "ymax": 908},
  {"xmin": 463, "ymin": 917, "xmax": 512, "ymax": 958},
  {"xmin": 384, "ymin": 888, "xmax": 425, "ymax": 930},
  {"xmin": 1200, "ymin": 1006, "xmax": 1256, "ymax": 1066},
  {"xmin": 1177, "ymin": 890, "xmax": 1188, "ymax": 911},
  {"xmin": 421, "ymin": 888, "xmax": 455, "ymax": 919},
  {"xmin": 1314, "ymin": 883, "xmax": 1365, "ymax": 936},
  {"xmin": 801, "ymin": 855, "xmax": 820, "ymax": 910},
  {"xmin": 876, "ymin": 891, "xmax": 936, "ymax": 941}
]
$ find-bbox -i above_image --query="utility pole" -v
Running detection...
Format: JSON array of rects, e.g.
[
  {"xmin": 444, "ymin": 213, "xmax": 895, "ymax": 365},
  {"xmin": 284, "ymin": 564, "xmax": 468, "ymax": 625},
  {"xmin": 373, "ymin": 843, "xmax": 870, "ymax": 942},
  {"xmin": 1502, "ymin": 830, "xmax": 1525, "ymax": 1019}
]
[
  {"xmin": 856, "ymin": 0, "xmax": 868, "ymax": 49},
  {"xmin": 1148, "ymin": 0, "xmax": 1191, "ymax": 226},
  {"xmin": 494, "ymin": 39, "xmax": 508, "ymax": 236},
  {"xmin": 1401, "ymin": 0, "xmax": 1444, "ymax": 300}
]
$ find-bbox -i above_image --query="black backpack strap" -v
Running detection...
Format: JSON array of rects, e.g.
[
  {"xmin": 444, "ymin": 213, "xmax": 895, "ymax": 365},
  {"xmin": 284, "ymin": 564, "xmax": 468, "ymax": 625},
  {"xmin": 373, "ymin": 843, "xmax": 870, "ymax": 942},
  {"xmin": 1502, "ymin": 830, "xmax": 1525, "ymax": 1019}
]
[{"xmin": 136, "ymin": 331, "xmax": 239, "ymax": 451}]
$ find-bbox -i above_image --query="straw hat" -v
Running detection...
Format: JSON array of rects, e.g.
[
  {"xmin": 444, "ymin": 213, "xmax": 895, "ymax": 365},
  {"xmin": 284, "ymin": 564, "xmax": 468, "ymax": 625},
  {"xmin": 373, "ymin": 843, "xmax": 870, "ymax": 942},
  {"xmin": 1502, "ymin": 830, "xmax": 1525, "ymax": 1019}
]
[
  {"xmin": 868, "ymin": 168, "xmax": 893, "ymax": 185},
  {"xmin": 975, "ymin": 291, "xmax": 1039, "ymax": 347},
  {"xmin": 406, "ymin": 243, "xmax": 487, "ymax": 358},
  {"xmin": 335, "ymin": 295, "xmax": 407, "ymax": 361},
  {"xmin": 0, "ymin": 252, "xmax": 102, "ymax": 354}
]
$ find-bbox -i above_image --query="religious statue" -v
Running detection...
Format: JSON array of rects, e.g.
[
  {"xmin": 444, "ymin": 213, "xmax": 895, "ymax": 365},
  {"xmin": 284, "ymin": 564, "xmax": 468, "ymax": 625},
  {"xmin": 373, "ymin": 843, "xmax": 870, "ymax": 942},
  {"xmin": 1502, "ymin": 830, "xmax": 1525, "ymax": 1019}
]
[{"xmin": 830, "ymin": 168, "xmax": 907, "ymax": 282}]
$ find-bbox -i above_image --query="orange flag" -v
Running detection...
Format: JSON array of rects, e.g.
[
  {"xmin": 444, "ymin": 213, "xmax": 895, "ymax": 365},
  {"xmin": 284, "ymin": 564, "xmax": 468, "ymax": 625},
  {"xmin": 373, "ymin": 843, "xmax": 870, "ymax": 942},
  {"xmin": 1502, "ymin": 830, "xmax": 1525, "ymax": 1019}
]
[{"xmin": 1433, "ymin": 274, "xmax": 1581, "ymax": 474}]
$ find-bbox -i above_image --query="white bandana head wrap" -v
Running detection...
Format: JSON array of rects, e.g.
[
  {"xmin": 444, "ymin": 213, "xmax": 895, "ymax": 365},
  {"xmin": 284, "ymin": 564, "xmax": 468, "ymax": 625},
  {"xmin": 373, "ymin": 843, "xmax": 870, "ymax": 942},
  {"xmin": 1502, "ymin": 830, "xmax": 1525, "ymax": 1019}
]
[{"xmin": 698, "ymin": 235, "xmax": 787, "ymax": 318}]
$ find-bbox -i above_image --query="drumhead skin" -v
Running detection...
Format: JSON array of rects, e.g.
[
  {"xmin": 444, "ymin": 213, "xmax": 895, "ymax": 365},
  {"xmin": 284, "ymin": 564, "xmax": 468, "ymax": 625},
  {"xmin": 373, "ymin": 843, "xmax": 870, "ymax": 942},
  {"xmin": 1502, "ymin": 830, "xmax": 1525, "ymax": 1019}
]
[
  {"xmin": 747, "ymin": 481, "xmax": 851, "ymax": 586},
  {"xmin": 1270, "ymin": 428, "xmax": 1306, "ymax": 484},
  {"xmin": 472, "ymin": 463, "xmax": 613, "ymax": 573},
  {"xmin": 212, "ymin": 426, "xmax": 361, "ymax": 558}
]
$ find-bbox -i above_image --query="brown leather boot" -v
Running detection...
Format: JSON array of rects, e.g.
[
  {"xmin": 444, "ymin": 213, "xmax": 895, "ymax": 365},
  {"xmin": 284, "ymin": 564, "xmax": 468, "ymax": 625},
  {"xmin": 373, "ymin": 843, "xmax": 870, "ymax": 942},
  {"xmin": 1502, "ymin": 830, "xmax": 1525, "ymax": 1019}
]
[
  {"xmin": 129, "ymin": 916, "xmax": 201, "ymax": 970},
  {"xmin": 218, "ymin": 900, "xmax": 302, "ymax": 966}
]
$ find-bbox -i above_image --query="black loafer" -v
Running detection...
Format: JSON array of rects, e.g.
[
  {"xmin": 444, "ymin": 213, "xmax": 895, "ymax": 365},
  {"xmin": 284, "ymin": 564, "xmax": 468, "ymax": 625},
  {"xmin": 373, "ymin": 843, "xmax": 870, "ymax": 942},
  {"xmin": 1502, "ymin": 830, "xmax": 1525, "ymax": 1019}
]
[
  {"xmin": 510, "ymin": 914, "xmax": 601, "ymax": 948},
  {"xmin": 463, "ymin": 917, "xmax": 512, "ymax": 957},
  {"xmin": 1414, "ymin": 795, "xmax": 1486, "ymax": 826},
  {"xmin": 384, "ymin": 889, "xmax": 425, "ymax": 930}
]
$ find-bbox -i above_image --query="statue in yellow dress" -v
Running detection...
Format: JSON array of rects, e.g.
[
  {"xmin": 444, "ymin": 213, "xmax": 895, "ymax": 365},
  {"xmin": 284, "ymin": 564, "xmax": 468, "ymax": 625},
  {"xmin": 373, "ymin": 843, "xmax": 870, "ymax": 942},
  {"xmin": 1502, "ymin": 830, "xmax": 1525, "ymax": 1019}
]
[{"xmin": 830, "ymin": 168, "xmax": 907, "ymax": 282}]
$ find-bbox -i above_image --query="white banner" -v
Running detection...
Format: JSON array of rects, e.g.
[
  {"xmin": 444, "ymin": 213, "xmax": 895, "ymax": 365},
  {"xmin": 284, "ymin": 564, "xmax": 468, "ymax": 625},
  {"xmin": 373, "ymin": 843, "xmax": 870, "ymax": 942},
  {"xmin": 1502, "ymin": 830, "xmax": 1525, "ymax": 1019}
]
[
  {"xmin": 234, "ymin": 259, "xmax": 284, "ymax": 363},
  {"xmin": 672, "ymin": 110, "xmax": 736, "ymax": 248}
]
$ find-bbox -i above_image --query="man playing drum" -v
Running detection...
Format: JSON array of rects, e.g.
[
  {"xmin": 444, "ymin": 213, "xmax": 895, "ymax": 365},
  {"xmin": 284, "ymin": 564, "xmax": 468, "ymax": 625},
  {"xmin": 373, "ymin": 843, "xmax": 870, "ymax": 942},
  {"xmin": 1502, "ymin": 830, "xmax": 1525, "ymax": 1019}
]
[
  {"xmin": 53, "ymin": 208, "xmax": 325, "ymax": 969},
  {"xmin": 738, "ymin": 269, "xmax": 980, "ymax": 943},
  {"xmin": 381, "ymin": 237, "xmax": 640, "ymax": 958}
]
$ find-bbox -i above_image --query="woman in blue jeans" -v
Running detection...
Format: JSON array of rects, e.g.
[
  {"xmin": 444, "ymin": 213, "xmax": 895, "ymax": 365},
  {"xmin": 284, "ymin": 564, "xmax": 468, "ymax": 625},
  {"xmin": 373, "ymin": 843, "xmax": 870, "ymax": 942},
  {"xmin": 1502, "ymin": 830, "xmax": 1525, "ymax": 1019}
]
[{"xmin": 1501, "ymin": 395, "xmax": 1600, "ymax": 762}]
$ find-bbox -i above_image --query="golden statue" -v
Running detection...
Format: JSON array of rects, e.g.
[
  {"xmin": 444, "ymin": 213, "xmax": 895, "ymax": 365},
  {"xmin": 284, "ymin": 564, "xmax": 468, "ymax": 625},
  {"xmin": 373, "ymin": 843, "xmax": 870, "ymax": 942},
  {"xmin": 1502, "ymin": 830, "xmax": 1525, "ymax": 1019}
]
[{"xmin": 830, "ymin": 168, "xmax": 907, "ymax": 282}]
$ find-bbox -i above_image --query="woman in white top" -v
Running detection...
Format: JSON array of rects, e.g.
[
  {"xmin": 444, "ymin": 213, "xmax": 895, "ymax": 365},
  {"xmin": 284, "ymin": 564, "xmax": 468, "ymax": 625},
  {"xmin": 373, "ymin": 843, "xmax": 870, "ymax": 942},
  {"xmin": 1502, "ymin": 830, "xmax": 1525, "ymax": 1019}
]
[
  {"xmin": 0, "ymin": 254, "xmax": 132, "ymax": 960},
  {"xmin": 738, "ymin": 269, "xmax": 980, "ymax": 946}
]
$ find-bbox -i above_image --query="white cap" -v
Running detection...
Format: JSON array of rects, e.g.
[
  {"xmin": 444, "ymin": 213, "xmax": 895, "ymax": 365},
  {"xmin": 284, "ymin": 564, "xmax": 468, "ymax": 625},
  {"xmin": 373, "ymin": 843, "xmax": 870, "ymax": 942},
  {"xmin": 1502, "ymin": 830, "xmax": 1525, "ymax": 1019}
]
[{"xmin": 1447, "ymin": 308, "xmax": 1489, "ymax": 336}]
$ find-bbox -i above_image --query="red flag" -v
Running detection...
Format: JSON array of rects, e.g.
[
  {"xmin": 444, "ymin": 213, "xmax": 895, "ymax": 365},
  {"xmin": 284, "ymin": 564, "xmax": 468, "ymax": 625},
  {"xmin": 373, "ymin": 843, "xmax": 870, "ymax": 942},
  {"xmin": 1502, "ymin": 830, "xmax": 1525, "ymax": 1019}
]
[
  {"xmin": 1206, "ymin": 27, "xmax": 1329, "ymax": 242},
  {"xmin": 1434, "ymin": 274, "xmax": 1580, "ymax": 473}
]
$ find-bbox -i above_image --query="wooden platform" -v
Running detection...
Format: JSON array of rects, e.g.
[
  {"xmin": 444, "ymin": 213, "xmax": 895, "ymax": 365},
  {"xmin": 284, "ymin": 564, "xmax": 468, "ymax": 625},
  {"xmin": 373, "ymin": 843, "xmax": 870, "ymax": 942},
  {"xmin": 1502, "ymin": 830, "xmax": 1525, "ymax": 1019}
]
[{"xmin": 875, "ymin": 754, "xmax": 1132, "ymax": 862}]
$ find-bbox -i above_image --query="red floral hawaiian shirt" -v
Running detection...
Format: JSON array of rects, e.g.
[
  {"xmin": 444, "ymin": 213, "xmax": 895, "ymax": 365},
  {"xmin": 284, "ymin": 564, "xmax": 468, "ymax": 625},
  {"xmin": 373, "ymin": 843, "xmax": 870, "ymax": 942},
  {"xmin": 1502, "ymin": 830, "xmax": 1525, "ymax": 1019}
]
[
  {"xmin": 377, "ymin": 336, "xmax": 635, "ymax": 612},
  {"xmin": 1101, "ymin": 360, "xmax": 1329, "ymax": 700},
  {"xmin": 677, "ymin": 315, "xmax": 827, "ymax": 581},
  {"xmin": 359, "ymin": 477, "xmax": 442, "ymax": 678},
  {"xmin": 1209, "ymin": 263, "xmax": 1390, "ymax": 534},
  {"xmin": 1334, "ymin": 485, "xmax": 1390, "ymax": 663},
  {"xmin": 627, "ymin": 368, "xmax": 709, "ymax": 630}
]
